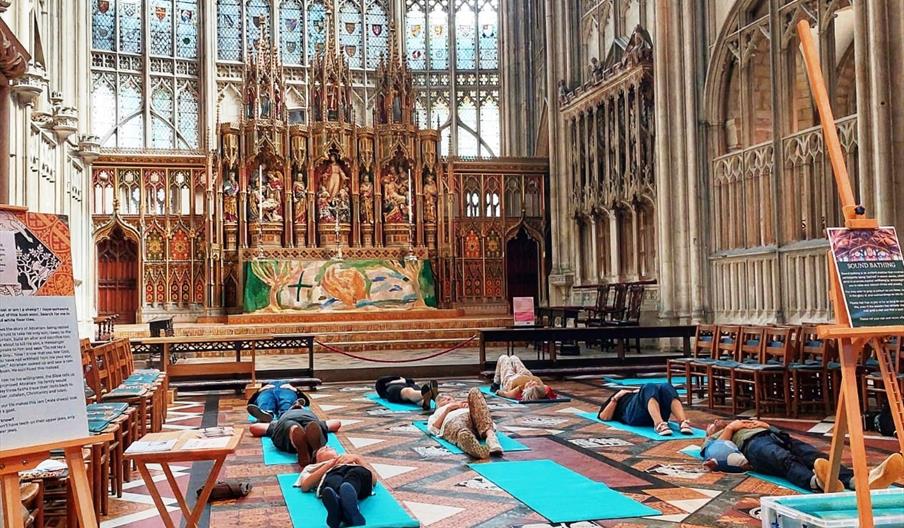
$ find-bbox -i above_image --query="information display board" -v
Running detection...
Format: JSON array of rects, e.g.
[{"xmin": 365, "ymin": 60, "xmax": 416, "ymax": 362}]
[
  {"xmin": 0, "ymin": 208, "xmax": 89, "ymax": 450},
  {"xmin": 513, "ymin": 296, "xmax": 536, "ymax": 326},
  {"xmin": 827, "ymin": 226, "xmax": 904, "ymax": 327}
]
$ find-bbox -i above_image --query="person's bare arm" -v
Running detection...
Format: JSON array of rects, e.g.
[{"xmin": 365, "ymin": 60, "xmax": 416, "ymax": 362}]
[
  {"xmin": 430, "ymin": 402, "xmax": 465, "ymax": 429},
  {"xmin": 249, "ymin": 423, "xmax": 269, "ymax": 437},
  {"xmin": 597, "ymin": 390, "xmax": 634, "ymax": 421},
  {"xmin": 718, "ymin": 420, "xmax": 763, "ymax": 440},
  {"xmin": 300, "ymin": 459, "xmax": 339, "ymax": 492},
  {"xmin": 496, "ymin": 388, "xmax": 521, "ymax": 398}
]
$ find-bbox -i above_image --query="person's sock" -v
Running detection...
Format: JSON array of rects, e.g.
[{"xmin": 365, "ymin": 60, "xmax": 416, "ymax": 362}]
[
  {"xmin": 869, "ymin": 452, "xmax": 904, "ymax": 490},
  {"xmin": 321, "ymin": 488, "xmax": 342, "ymax": 528},
  {"xmin": 339, "ymin": 482, "xmax": 366, "ymax": 526}
]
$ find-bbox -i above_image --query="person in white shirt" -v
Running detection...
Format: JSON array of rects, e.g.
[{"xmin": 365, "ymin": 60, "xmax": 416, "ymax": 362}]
[
  {"xmin": 296, "ymin": 447, "xmax": 378, "ymax": 528},
  {"xmin": 427, "ymin": 387, "xmax": 502, "ymax": 459}
]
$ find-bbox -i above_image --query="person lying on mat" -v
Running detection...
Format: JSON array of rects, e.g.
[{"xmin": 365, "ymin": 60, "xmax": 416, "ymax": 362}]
[
  {"xmin": 375, "ymin": 375, "xmax": 439, "ymax": 410},
  {"xmin": 428, "ymin": 388, "xmax": 502, "ymax": 459},
  {"xmin": 249, "ymin": 408, "xmax": 341, "ymax": 466},
  {"xmin": 298, "ymin": 448, "xmax": 378, "ymax": 528},
  {"xmin": 596, "ymin": 383, "xmax": 693, "ymax": 436},
  {"xmin": 491, "ymin": 354, "xmax": 556, "ymax": 401},
  {"xmin": 703, "ymin": 419, "xmax": 904, "ymax": 492},
  {"xmin": 246, "ymin": 380, "xmax": 311, "ymax": 423}
]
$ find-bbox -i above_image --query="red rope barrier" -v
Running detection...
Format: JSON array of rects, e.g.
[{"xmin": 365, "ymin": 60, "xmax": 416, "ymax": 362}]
[{"xmin": 314, "ymin": 334, "xmax": 478, "ymax": 364}]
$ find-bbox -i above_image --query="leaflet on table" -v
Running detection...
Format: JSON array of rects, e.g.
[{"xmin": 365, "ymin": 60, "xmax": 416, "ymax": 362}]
[
  {"xmin": 181, "ymin": 436, "xmax": 232, "ymax": 450},
  {"xmin": 125, "ymin": 439, "xmax": 178, "ymax": 454}
]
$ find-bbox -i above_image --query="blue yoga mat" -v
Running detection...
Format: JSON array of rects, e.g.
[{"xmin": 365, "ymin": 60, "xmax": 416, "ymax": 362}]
[
  {"xmin": 577, "ymin": 412, "xmax": 707, "ymax": 441},
  {"xmin": 365, "ymin": 392, "xmax": 433, "ymax": 412},
  {"xmin": 478, "ymin": 385, "xmax": 572, "ymax": 404},
  {"xmin": 277, "ymin": 474, "xmax": 420, "ymax": 528},
  {"xmin": 469, "ymin": 460, "xmax": 659, "ymax": 522},
  {"xmin": 262, "ymin": 434, "xmax": 346, "ymax": 466},
  {"xmin": 679, "ymin": 445, "xmax": 812, "ymax": 494},
  {"xmin": 411, "ymin": 421, "xmax": 529, "ymax": 453},
  {"xmin": 602, "ymin": 376, "xmax": 687, "ymax": 386}
]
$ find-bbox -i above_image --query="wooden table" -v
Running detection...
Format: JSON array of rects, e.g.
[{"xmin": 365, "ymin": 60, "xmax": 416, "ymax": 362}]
[
  {"xmin": 125, "ymin": 429, "xmax": 244, "ymax": 528},
  {"xmin": 478, "ymin": 325, "xmax": 696, "ymax": 366}
]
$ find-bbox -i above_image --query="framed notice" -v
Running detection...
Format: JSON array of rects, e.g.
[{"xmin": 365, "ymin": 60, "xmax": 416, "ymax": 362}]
[
  {"xmin": 513, "ymin": 296, "xmax": 535, "ymax": 326},
  {"xmin": 0, "ymin": 207, "xmax": 89, "ymax": 451},
  {"xmin": 827, "ymin": 226, "xmax": 904, "ymax": 327}
]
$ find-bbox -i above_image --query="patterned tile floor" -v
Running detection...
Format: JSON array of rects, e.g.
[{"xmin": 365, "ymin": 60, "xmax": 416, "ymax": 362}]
[{"xmin": 100, "ymin": 379, "xmax": 903, "ymax": 528}]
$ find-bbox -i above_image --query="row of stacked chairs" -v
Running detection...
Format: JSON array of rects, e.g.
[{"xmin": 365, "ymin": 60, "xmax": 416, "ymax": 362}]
[
  {"xmin": 16, "ymin": 339, "xmax": 168, "ymax": 527},
  {"xmin": 667, "ymin": 324, "xmax": 903, "ymax": 418}
]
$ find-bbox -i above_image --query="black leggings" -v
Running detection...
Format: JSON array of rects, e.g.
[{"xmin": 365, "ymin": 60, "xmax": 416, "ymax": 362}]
[
  {"xmin": 322, "ymin": 465, "xmax": 374, "ymax": 500},
  {"xmin": 375, "ymin": 376, "xmax": 418, "ymax": 403}
]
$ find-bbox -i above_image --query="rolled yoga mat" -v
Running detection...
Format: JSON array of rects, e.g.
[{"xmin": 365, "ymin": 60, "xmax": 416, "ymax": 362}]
[
  {"xmin": 262, "ymin": 434, "xmax": 346, "ymax": 466},
  {"xmin": 468, "ymin": 459, "xmax": 659, "ymax": 522},
  {"xmin": 411, "ymin": 421, "xmax": 529, "ymax": 453},
  {"xmin": 365, "ymin": 392, "xmax": 434, "ymax": 412},
  {"xmin": 478, "ymin": 385, "xmax": 572, "ymax": 403},
  {"xmin": 577, "ymin": 411, "xmax": 707, "ymax": 441},
  {"xmin": 679, "ymin": 445, "xmax": 813, "ymax": 494},
  {"xmin": 277, "ymin": 474, "xmax": 419, "ymax": 528}
]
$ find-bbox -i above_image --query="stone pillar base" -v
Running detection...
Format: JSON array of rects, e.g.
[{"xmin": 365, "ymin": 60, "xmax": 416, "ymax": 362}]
[
  {"xmin": 224, "ymin": 223, "xmax": 238, "ymax": 250},
  {"xmin": 318, "ymin": 223, "xmax": 351, "ymax": 247},
  {"xmin": 293, "ymin": 225, "xmax": 307, "ymax": 247},
  {"xmin": 361, "ymin": 224, "xmax": 374, "ymax": 247},
  {"xmin": 383, "ymin": 223, "xmax": 412, "ymax": 247},
  {"xmin": 424, "ymin": 223, "xmax": 437, "ymax": 252},
  {"xmin": 249, "ymin": 221, "xmax": 283, "ymax": 247}
]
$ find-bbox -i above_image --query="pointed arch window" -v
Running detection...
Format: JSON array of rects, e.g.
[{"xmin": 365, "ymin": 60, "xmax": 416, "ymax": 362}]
[
  {"xmin": 365, "ymin": 1, "xmax": 389, "ymax": 69},
  {"xmin": 338, "ymin": 0, "xmax": 363, "ymax": 68},
  {"xmin": 280, "ymin": 0, "xmax": 304, "ymax": 65}
]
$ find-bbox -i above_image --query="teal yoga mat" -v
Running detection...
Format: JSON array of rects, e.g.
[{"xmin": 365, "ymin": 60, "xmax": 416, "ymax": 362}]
[
  {"xmin": 602, "ymin": 376, "xmax": 687, "ymax": 386},
  {"xmin": 578, "ymin": 411, "xmax": 707, "ymax": 440},
  {"xmin": 411, "ymin": 421, "xmax": 529, "ymax": 453},
  {"xmin": 262, "ymin": 434, "xmax": 346, "ymax": 466},
  {"xmin": 469, "ymin": 460, "xmax": 659, "ymax": 522},
  {"xmin": 478, "ymin": 385, "xmax": 572, "ymax": 403},
  {"xmin": 365, "ymin": 392, "xmax": 433, "ymax": 412},
  {"xmin": 277, "ymin": 474, "xmax": 419, "ymax": 528},
  {"xmin": 679, "ymin": 445, "xmax": 812, "ymax": 494}
]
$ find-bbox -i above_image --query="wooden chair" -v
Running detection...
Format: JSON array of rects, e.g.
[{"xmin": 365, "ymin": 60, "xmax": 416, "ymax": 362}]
[
  {"xmin": 19, "ymin": 480, "xmax": 44, "ymax": 528},
  {"xmin": 84, "ymin": 341, "xmax": 155, "ymax": 436},
  {"xmin": 727, "ymin": 326, "xmax": 765, "ymax": 415},
  {"xmin": 674, "ymin": 324, "xmax": 719, "ymax": 406},
  {"xmin": 789, "ymin": 325, "xmax": 837, "ymax": 417},
  {"xmin": 861, "ymin": 335, "xmax": 903, "ymax": 412},
  {"xmin": 706, "ymin": 325, "xmax": 741, "ymax": 409},
  {"xmin": 605, "ymin": 284, "xmax": 645, "ymax": 353},
  {"xmin": 733, "ymin": 326, "xmax": 795, "ymax": 417}
]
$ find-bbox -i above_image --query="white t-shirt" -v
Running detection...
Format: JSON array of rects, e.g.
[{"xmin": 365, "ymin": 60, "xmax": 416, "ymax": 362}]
[
  {"xmin": 427, "ymin": 404, "xmax": 469, "ymax": 436},
  {"xmin": 294, "ymin": 460, "xmax": 331, "ymax": 496}
]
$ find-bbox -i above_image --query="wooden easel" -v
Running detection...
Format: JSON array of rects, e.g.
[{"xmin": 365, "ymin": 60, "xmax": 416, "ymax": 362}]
[
  {"xmin": 0, "ymin": 434, "xmax": 112, "ymax": 528},
  {"xmin": 796, "ymin": 19, "xmax": 904, "ymax": 528}
]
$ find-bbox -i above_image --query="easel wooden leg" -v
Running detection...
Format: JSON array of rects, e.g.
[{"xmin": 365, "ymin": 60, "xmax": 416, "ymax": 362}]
[
  {"xmin": 1, "ymin": 474, "xmax": 25, "ymax": 528},
  {"xmin": 186, "ymin": 456, "xmax": 225, "ymax": 528},
  {"xmin": 834, "ymin": 340, "xmax": 874, "ymax": 528},
  {"xmin": 64, "ymin": 446, "xmax": 101, "ymax": 528},
  {"xmin": 135, "ymin": 461, "xmax": 177, "ymax": 528}
]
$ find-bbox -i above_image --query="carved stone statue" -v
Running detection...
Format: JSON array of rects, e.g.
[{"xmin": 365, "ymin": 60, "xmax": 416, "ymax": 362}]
[
  {"xmin": 320, "ymin": 154, "xmax": 348, "ymax": 205},
  {"xmin": 260, "ymin": 171, "xmax": 283, "ymax": 222},
  {"xmin": 292, "ymin": 173, "xmax": 307, "ymax": 223},
  {"xmin": 318, "ymin": 187, "xmax": 334, "ymax": 222},
  {"xmin": 248, "ymin": 182, "xmax": 261, "ymax": 221},
  {"xmin": 223, "ymin": 171, "xmax": 238, "ymax": 222},
  {"xmin": 359, "ymin": 174, "xmax": 374, "ymax": 223},
  {"xmin": 423, "ymin": 173, "xmax": 438, "ymax": 223},
  {"xmin": 382, "ymin": 166, "xmax": 408, "ymax": 224}
]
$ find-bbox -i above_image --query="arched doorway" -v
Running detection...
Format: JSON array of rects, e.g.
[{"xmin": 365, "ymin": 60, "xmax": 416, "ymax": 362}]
[
  {"xmin": 505, "ymin": 226, "xmax": 540, "ymax": 306},
  {"xmin": 97, "ymin": 227, "xmax": 139, "ymax": 323}
]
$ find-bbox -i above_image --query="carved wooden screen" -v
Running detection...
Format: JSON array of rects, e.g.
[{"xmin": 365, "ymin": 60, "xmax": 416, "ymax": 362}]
[{"xmin": 440, "ymin": 159, "xmax": 548, "ymax": 307}]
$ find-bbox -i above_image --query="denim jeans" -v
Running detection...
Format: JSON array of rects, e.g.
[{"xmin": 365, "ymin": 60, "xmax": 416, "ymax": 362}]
[
  {"xmin": 742, "ymin": 431, "xmax": 853, "ymax": 490},
  {"xmin": 255, "ymin": 380, "xmax": 299, "ymax": 418}
]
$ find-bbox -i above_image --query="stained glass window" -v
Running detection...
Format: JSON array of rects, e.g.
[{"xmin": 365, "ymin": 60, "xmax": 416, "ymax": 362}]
[
  {"xmin": 151, "ymin": 80, "xmax": 175, "ymax": 148},
  {"xmin": 217, "ymin": 0, "xmax": 243, "ymax": 60},
  {"xmin": 365, "ymin": 1, "xmax": 389, "ymax": 69},
  {"xmin": 428, "ymin": 4, "xmax": 448, "ymax": 70},
  {"xmin": 176, "ymin": 0, "xmax": 198, "ymax": 59},
  {"xmin": 91, "ymin": 72, "xmax": 117, "ymax": 145},
  {"xmin": 119, "ymin": 0, "xmax": 143, "ymax": 53},
  {"xmin": 406, "ymin": 1, "xmax": 427, "ymax": 69},
  {"xmin": 118, "ymin": 75, "xmax": 144, "ymax": 147},
  {"xmin": 404, "ymin": 0, "xmax": 500, "ymax": 156},
  {"xmin": 339, "ymin": 1, "xmax": 362, "ymax": 69},
  {"xmin": 178, "ymin": 81, "xmax": 200, "ymax": 148},
  {"xmin": 92, "ymin": 0, "xmax": 115, "ymax": 51},
  {"xmin": 307, "ymin": 1, "xmax": 327, "ymax": 63},
  {"xmin": 245, "ymin": 0, "xmax": 271, "ymax": 51},
  {"xmin": 478, "ymin": 0, "xmax": 497, "ymax": 69},
  {"xmin": 149, "ymin": 0, "xmax": 174, "ymax": 56},
  {"xmin": 455, "ymin": 4, "xmax": 476, "ymax": 69},
  {"xmin": 280, "ymin": 0, "xmax": 303, "ymax": 64}
]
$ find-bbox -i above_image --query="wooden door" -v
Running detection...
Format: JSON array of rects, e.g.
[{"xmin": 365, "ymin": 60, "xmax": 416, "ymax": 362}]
[
  {"xmin": 97, "ymin": 228, "xmax": 138, "ymax": 323},
  {"xmin": 505, "ymin": 227, "xmax": 540, "ymax": 305}
]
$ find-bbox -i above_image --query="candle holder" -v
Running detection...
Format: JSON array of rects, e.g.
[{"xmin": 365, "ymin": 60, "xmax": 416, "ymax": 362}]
[{"xmin": 330, "ymin": 202, "xmax": 344, "ymax": 261}]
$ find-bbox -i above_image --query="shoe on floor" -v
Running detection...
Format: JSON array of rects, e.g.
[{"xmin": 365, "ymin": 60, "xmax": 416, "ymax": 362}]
[
  {"xmin": 304, "ymin": 422, "xmax": 326, "ymax": 460},
  {"xmin": 654, "ymin": 422, "xmax": 673, "ymax": 436},
  {"xmin": 869, "ymin": 452, "xmax": 904, "ymax": 490},
  {"xmin": 290, "ymin": 425, "xmax": 312, "ymax": 467},
  {"xmin": 679, "ymin": 420, "xmax": 694, "ymax": 435},
  {"xmin": 321, "ymin": 487, "xmax": 342, "ymax": 528},
  {"xmin": 339, "ymin": 482, "xmax": 366, "ymax": 526},
  {"xmin": 247, "ymin": 404, "xmax": 274, "ymax": 423},
  {"xmin": 814, "ymin": 458, "xmax": 844, "ymax": 492}
]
